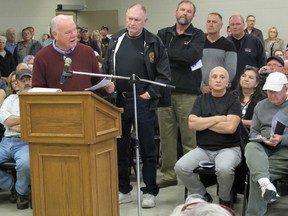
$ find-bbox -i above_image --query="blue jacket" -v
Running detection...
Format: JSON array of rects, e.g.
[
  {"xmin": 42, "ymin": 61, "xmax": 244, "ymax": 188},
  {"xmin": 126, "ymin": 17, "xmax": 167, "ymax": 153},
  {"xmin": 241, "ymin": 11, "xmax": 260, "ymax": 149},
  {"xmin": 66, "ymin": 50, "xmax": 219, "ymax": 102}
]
[{"xmin": 228, "ymin": 34, "xmax": 266, "ymax": 89}]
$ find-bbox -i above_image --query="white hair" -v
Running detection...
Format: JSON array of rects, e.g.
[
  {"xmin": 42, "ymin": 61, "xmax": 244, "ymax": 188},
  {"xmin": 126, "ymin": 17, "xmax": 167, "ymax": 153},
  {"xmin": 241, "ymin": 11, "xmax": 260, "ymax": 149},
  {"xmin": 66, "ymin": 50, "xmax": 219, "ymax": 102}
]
[
  {"xmin": 0, "ymin": 36, "xmax": 7, "ymax": 42},
  {"xmin": 170, "ymin": 194, "xmax": 234, "ymax": 216}
]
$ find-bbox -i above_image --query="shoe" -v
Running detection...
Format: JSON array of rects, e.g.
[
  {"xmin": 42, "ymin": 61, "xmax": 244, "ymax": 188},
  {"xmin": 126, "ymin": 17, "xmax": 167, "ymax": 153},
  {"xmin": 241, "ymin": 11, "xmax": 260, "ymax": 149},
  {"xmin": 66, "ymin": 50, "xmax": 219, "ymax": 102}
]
[
  {"xmin": 156, "ymin": 179, "xmax": 177, "ymax": 188},
  {"xmin": 260, "ymin": 181, "xmax": 280, "ymax": 203},
  {"xmin": 10, "ymin": 184, "xmax": 17, "ymax": 203},
  {"xmin": 142, "ymin": 193, "xmax": 156, "ymax": 208},
  {"xmin": 203, "ymin": 192, "xmax": 213, "ymax": 203},
  {"xmin": 16, "ymin": 193, "xmax": 29, "ymax": 210},
  {"xmin": 219, "ymin": 198, "xmax": 232, "ymax": 208},
  {"xmin": 119, "ymin": 192, "xmax": 132, "ymax": 204}
]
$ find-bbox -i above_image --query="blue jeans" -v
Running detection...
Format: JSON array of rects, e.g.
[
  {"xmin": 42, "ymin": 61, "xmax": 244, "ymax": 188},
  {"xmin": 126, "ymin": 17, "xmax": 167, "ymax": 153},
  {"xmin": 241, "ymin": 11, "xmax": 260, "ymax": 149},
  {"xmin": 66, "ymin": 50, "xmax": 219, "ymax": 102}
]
[
  {"xmin": 0, "ymin": 137, "xmax": 30, "ymax": 195},
  {"xmin": 116, "ymin": 95, "xmax": 159, "ymax": 196}
]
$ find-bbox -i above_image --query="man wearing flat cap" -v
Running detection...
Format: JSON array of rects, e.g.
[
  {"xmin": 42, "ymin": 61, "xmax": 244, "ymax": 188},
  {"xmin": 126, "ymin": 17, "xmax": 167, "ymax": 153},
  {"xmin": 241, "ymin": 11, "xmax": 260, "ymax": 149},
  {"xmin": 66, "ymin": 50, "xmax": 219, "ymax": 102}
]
[
  {"xmin": 0, "ymin": 69, "xmax": 32, "ymax": 210},
  {"xmin": 245, "ymin": 72, "xmax": 288, "ymax": 216}
]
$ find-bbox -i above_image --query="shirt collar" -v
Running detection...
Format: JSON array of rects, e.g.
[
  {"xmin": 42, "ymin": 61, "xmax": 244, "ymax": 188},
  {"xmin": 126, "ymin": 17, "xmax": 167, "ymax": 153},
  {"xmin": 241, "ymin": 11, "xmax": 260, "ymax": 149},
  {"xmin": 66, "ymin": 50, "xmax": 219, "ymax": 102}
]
[{"xmin": 52, "ymin": 40, "xmax": 75, "ymax": 55}]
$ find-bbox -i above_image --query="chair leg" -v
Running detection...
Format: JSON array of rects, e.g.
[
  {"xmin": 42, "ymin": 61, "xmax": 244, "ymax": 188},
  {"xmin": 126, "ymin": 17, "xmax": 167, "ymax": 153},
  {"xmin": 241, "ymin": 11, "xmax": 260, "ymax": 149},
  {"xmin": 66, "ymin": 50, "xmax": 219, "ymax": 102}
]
[{"xmin": 242, "ymin": 172, "xmax": 249, "ymax": 216}]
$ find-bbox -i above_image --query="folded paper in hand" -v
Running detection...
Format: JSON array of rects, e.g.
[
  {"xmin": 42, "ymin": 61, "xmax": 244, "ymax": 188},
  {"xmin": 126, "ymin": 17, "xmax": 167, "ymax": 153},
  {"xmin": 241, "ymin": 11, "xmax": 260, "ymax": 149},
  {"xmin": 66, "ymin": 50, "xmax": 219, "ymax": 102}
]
[
  {"xmin": 85, "ymin": 77, "xmax": 111, "ymax": 91},
  {"xmin": 198, "ymin": 161, "xmax": 215, "ymax": 168}
]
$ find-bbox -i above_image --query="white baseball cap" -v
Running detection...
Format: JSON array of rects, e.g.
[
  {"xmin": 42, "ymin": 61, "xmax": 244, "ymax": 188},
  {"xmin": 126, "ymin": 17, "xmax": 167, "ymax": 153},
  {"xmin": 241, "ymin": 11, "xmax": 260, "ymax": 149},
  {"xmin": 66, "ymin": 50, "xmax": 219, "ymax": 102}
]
[{"xmin": 263, "ymin": 72, "xmax": 288, "ymax": 92}]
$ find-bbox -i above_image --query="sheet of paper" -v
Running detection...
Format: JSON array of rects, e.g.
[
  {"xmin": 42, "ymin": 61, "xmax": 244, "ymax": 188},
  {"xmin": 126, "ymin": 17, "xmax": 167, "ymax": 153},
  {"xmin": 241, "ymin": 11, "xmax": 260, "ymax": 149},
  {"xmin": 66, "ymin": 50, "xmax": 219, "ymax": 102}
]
[
  {"xmin": 85, "ymin": 77, "xmax": 112, "ymax": 91},
  {"xmin": 190, "ymin": 60, "xmax": 203, "ymax": 71},
  {"xmin": 29, "ymin": 87, "xmax": 62, "ymax": 92}
]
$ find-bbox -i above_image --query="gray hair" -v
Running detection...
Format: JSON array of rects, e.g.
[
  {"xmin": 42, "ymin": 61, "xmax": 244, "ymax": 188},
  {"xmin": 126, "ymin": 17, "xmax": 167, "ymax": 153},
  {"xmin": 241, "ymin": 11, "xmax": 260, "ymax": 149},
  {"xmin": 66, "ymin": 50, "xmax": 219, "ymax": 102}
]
[{"xmin": 6, "ymin": 28, "xmax": 16, "ymax": 36}]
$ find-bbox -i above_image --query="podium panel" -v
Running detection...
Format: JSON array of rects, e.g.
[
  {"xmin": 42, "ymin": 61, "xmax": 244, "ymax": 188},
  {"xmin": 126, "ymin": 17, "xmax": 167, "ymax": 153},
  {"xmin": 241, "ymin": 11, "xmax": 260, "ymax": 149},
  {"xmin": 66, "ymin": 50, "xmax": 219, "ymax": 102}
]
[{"xmin": 19, "ymin": 92, "xmax": 121, "ymax": 216}]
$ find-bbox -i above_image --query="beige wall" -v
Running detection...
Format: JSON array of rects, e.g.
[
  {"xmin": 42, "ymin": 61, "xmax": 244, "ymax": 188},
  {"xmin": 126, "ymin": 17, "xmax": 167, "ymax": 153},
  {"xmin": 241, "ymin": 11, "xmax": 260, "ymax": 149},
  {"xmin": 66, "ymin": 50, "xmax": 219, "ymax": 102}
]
[{"xmin": 1, "ymin": 0, "xmax": 288, "ymax": 46}]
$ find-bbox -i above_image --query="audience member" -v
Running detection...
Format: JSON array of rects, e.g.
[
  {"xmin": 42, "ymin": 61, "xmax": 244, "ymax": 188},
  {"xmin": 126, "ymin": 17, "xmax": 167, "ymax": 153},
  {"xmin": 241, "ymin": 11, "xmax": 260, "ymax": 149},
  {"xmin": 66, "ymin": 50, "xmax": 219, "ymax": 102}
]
[
  {"xmin": 42, "ymin": 29, "xmax": 54, "ymax": 47},
  {"xmin": 264, "ymin": 26, "xmax": 285, "ymax": 58},
  {"xmin": 245, "ymin": 72, "xmax": 288, "ymax": 216},
  {"xmin": 175, "ymin": 66, "xmax": 242, "ymax": 208},
  {"xmin": 0, "ymin": 69, "xmax": 33, "ymax": 210},
  {"xmin": 273, "ymin": 49, "xmax": 285, "ymax": 59},
  {"xmin": 100, "ymin": 25, "xmax": 110, "ymax": 50},
  {"xmin": 0, "ymin": 36, "xmax": 16, "ymax": 80},
  {"xmin": 228, "ymin": 15, "xmax": 266, "ymax": 90},
  {"xmin": 258, "ymin": 56, "xmax": 285, "ymax": 76},
  {"xmin": 5, "ymin": 28, "xmax": 17, "ymax": 54},
  {"xmin": 233, "ymin": 66, "xmax": 266, "ymax": 129},
  {"xmin": 15, "ymin": 63, "xmax": 28, "ymax": 72},
  {"xmin": 284, "ymin": 48, "xmax": 288, "ymax": 60},
  {"xmin": 284, "ymin": 60, "xmax": 288, "ymax": 77},
  {"xmin": 6, "ymin": 71, "xmax": 19, "ymax": 97},
  {"xmin": 32, "ymin": 15, "xmax": 114, "ymax": 93},
  {"xmin": 244, "ymin": 15, "xmax": 264, "ymax": 46},
  {"xmin": 201, "ymin": 12, "xmax": 236, "ymax": 94},
  {"xmin": 91, "ymin": 30, "xmax": 105, "ymax": 62},
  {"xmin": 26, "ymin": 26, "xmax": 35, "ymax": 39},
  {"xmin": 76, "ymin": 26, "xmax": 82, "ymax": 41},
  {"xmin": 13, "ymin": 27, "xmax": 42, "ymax": 64},
  {"xmin": 156, "ymin": 0, "xmax": 205, "ymax": 189},
  {"xmin": 226, "ymin": 25, "xmax": 231, "ymax": 37},
  {"xmin": 22, "ymin": 55, "xmax": 34, "ymax": 70},
  {"xmin": 41, "ymin": 33, "xmax": 50, "ymax": 44},
  {"xmin": 103, "ymin": 3, "xmax": 171, "ymax": 208},
  {"xmin": 170, "ymin": 194, "xmax": 236, "ymax": 216}
]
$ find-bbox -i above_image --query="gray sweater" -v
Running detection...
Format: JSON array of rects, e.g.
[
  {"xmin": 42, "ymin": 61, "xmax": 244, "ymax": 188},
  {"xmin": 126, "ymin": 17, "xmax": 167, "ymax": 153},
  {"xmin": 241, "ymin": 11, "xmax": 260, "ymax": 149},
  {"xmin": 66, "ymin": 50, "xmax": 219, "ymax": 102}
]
[{"xmin": 250, "ymin": 98, "xmax": 288, "ymax": 146}]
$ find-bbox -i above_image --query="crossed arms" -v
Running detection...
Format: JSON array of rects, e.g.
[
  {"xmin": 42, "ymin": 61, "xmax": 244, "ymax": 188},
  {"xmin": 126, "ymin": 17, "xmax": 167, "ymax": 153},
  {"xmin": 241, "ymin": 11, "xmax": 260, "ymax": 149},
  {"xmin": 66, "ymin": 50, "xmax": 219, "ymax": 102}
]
[{"xmin": 188, "ymin": 114, "xmax": 241, "ymax": 134}]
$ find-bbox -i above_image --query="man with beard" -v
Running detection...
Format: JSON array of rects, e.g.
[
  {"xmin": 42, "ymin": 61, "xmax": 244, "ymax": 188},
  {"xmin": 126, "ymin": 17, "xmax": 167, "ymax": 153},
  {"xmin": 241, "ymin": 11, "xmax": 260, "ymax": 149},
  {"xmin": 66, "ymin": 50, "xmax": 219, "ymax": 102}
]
[
  {"xmin": 0, "ymin": 69, "xmax": 33, "ymax": 210},
  {"xmin": 156, "ymin": 0, "xmax": 205, "ymax": 188}
]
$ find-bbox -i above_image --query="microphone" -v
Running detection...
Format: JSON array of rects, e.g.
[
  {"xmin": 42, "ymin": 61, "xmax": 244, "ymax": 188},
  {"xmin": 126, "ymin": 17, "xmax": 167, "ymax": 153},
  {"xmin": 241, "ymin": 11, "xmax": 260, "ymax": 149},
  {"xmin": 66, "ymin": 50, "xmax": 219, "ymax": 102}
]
[{"xmin": 60, "ymin": 57, "xmax": 72, "ymax": 84}]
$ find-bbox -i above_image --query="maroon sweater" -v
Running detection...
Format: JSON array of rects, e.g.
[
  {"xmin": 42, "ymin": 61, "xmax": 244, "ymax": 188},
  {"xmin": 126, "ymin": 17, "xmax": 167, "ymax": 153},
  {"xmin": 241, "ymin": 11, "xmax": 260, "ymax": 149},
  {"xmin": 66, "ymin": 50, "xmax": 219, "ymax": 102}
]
[{"xmin": 32, "ymin": 43, "xmax": 102, "ymax": 91}]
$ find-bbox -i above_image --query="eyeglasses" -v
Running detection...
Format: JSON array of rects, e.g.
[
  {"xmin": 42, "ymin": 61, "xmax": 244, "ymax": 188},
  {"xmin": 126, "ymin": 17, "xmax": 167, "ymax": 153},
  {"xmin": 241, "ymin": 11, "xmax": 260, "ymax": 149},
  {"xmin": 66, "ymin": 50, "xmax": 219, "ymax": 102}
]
[
  {"xmin": 11, "ymin": 79, "xmax": 18, "ymax": 84},
  {"xmin": 267, "ymin": 64, "xmax": 283, "ymax": 68},
  {"xmin": 19, "ymin": 77, "xmax": 32, "ymax": 83}
]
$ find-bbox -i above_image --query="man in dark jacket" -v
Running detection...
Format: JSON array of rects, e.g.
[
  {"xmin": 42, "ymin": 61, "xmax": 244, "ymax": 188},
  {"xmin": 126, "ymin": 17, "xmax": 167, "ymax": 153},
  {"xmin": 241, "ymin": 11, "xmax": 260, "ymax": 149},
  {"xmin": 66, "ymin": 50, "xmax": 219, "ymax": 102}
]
[
  {"xmin": 103, "ymin": 3, "xmax": 171, "ymax": 208},
  {"xmin": 156, "ymin": 0, "xmax": 205, "ymax": 189},
  {"xmin": 228, "ymin": 15, "xmax": 266, "ymax": 90}
]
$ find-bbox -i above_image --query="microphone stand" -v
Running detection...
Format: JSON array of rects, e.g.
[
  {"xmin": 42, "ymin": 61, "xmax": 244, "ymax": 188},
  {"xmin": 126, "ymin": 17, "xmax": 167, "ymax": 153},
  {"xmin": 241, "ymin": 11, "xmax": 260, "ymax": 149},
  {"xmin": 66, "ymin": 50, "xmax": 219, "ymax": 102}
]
[{"xmin": 63, "ymin": 70, "xmax": 174, "ymax": 216}]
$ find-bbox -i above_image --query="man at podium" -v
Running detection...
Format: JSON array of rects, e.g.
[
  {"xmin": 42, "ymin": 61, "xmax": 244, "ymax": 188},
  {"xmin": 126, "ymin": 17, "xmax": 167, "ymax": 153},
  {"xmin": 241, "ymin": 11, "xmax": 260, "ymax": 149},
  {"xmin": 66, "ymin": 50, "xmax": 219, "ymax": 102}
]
[
  {"xmin": 32, "ymin": 15, "xmax": 114, "ymax": 94},
  {"xmin": 0, "ymin": 69, "xmax": 32, "ymax": 209}
]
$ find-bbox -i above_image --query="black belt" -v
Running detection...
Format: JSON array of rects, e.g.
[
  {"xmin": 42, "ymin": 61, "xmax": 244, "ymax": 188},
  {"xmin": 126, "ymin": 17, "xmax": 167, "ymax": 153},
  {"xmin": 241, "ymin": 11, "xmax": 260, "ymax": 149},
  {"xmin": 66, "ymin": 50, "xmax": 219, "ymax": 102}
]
[{"xmin": 121, "ymin": 89, "xmax": 146, "ymax": 99}]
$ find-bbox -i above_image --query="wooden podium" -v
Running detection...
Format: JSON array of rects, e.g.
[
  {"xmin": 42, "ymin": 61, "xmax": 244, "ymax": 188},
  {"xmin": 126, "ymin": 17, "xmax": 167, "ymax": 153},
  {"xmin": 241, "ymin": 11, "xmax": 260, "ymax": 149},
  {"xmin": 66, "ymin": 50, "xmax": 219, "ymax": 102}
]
[{"xmin": 19, "ymin": 91, "xmax": 122, "ymax": 216}]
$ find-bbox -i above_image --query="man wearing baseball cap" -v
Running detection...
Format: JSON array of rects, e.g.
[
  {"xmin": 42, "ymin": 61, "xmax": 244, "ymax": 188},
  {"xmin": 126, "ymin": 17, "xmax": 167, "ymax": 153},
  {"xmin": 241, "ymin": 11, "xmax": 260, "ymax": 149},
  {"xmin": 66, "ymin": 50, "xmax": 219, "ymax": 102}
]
[
  {"xmin": 100, "ymin": 25, "xmax": 110, "ymax": 50},
  {"xmin": 0, "ymin": 68, "xmax": 32, "ymax": 210},
  {"xmin": 259, "ymin": 56, "xmax": 285, "ymax": 75},
  {"xmin": 245, "ymin": 72, "xmax": 288, "ymax": 216}
]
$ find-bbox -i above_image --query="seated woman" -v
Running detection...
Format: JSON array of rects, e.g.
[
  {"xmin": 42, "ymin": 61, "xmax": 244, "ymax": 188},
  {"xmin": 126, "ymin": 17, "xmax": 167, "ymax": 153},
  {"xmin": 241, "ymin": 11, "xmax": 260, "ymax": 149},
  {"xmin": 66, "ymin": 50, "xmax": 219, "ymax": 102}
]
[{"xmin": 233, "ymin": 66, "xmax": 266, "ymax": 129}]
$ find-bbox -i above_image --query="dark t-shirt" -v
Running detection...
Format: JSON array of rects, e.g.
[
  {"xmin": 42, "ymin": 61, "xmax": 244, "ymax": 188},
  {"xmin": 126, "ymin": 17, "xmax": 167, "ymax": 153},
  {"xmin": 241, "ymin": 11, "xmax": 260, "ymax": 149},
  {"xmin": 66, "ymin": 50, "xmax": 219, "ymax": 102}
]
[
  {"xmin": 191, "ymin": 92, "xmax": 242, "ymax": 150},
  {"xmin": 115, "ymin": 34, "xmax": 148, "ymax": 92}
]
